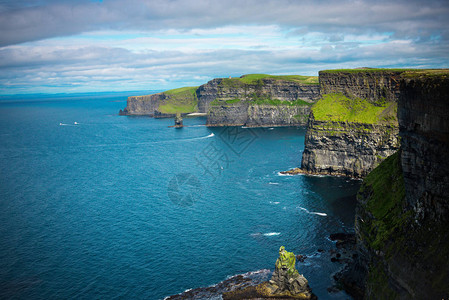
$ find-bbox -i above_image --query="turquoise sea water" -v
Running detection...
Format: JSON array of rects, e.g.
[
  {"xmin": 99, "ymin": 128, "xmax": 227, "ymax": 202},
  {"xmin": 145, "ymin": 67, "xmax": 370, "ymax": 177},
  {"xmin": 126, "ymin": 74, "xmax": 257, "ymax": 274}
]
[{"xmin": 0, "ymin": 93, "xmax": 360, "ymax": 299}]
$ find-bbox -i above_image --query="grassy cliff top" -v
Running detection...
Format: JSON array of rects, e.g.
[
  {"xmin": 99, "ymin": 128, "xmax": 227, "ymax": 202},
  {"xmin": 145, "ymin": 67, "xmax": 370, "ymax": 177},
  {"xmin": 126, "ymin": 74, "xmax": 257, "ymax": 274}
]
[
  {"xmin": 224, "ymin": 74, "xmax": 319, "ymax": 85},
  {"xmin": 163, "ymin": 86, "xmax": 198, "ymax": 96},
  {"xmin": 312, "ymin": 93, "xmax": 397, "ymax": 125},
  {"xmin": 158, "ymin": 86, "xmax": 198, "ymax": 114}
]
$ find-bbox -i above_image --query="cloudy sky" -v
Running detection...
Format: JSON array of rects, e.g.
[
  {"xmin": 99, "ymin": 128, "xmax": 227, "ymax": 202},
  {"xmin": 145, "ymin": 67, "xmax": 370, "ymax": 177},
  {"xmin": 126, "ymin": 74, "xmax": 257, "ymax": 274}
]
[{"xmin": 1, "ymin": 0, "xmax": 448, "ymax": 94}]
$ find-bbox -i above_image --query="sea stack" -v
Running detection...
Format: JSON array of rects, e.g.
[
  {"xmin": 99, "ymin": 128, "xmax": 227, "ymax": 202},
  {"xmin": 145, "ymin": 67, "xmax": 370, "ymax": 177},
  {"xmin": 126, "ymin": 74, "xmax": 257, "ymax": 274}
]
[
  {"xmin": 223, "ymin": 246, "xmax": 315, "ymax": 299},
  {"xmin": 174, "ymin": 113, "xmax": 183, "ymax": 128}
]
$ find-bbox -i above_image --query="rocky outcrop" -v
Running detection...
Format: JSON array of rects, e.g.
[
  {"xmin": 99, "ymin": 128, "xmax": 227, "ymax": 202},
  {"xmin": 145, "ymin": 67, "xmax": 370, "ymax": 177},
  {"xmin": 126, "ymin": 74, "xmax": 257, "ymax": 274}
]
[
  {"xmin": 223, "ymin": 246, "xmax": 314, "ymax": 300},
  {"xmin": 341, "ymin": 71, "xmax": 449, "ymax": 299}
]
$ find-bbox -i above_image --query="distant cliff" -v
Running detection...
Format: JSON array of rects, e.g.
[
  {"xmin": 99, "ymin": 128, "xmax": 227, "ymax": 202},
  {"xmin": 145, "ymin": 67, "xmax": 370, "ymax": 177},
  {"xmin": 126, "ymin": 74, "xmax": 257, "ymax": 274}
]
[
  {"xmin": 119, "ymin": 86, "xmax": 198, "ymax": 117},
  {"xmin": 120, "ymin": 74, "xmax": 320, "ymax": 126},
  {"xmin": 346, "ymin": 70, "xmax": 449, "ymax": 299},
  {"xmin": 203, "ymin": 75, "xmax": 320, "ymax": 126},
  {"xmin": 298, "ymin": 70, "xmax": 403, "ymax": 178}
]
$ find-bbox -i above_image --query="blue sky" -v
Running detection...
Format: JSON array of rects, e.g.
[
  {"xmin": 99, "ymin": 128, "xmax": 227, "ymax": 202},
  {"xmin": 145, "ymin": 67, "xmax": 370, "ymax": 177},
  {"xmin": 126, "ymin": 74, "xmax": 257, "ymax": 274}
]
[{"xmin": 0, "ymin": 0, "xmax": 448, "ymax": 94}]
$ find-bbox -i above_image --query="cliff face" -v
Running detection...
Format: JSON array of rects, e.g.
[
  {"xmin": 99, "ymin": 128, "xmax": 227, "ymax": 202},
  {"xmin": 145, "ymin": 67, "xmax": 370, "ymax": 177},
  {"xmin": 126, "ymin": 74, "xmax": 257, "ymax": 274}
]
[
  {"xmin": 203, "ymin": 76, "xmax": 319, "ymax": 127},
  {"xmin": 120, "ymin": 75, "xmax": 319, "ymax": 126},
  {"xmin": 197, "ymin": 77, "xmax": 320, "ymax": 114},
  {"xmin": 349, "ymin": 72, "xmax": 449, "ymax": 299},
  {"xmin": 120, "ymin": 93, "xmax": 165, "ymax": 116},
  {"xmin": 301, "ymin": 113, "xmax": 399, "ymax": 178},
  {"xmin": 120, "ymin": 86, "xmax": 198, "ymax": 117},
  {"xmin": 319, "ymin": 70, "xmax": 403, "ymax": 103},
  {"xmin": 300, "ymin": 72, "xmax": 402, "ymax": 178},
  {"xmin": 206, "ymin": 102, "xmax": 311, "ymax": 127}
]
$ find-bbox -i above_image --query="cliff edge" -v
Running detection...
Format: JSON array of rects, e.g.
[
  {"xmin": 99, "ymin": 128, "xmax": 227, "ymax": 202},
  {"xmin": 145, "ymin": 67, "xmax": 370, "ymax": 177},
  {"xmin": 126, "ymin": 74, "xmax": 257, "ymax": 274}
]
[
  {"xmin": 342, "ymin": 70, "xmax": 449, "ymax": 299},
  {"xmin": 297, "ymin": 70, "xmax": 404, "ymax": 178}
]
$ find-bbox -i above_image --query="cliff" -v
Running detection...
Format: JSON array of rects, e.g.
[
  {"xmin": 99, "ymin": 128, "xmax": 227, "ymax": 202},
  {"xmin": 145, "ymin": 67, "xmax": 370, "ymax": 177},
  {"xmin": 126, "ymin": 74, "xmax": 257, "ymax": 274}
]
[
  {"xmin": 207, "ymin": 99, "xmax": 312, "ymax": 127},
  {"xmin": 319, "ymin": 69, "xmax": 403, "ymax": 102},
  {"xmin": 299, "ymin": 71, "xmax": 402, "ymax": 178},
  {"xmin": 120, "ymin": 74, "xmax": 320, "ymax": 126},
  {"xmin": 203, "ymin": 74, "xmax": 320, "ymax": 126},
  {"xmin": 342, "ymin": 70, "xmax": 449, "ymax": 299},
  {"xmin": 119, "ymin": 86, "xmax": 198, "ymax": 116},
  {"xmin": 197, "ymin": 75, "xmax": 319, "ymax": 113}
]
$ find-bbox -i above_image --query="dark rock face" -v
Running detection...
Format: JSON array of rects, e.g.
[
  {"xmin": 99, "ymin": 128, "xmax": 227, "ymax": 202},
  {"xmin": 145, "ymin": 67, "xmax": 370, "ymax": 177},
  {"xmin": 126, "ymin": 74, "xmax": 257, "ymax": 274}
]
[
  {"xmin": 120, "ymin": 93, "xmax": 166, "ymax": 116},
  {"xmin": 206, "ymin": 101, "xmax": 249, "ymax": 126},
  {"xmin": 206, "ymin": 102, "xmax": 311, "ymax": 127},
  {"xmin": 348, "ymin": 73, "xmax": 449, "ymax": 299},
  {"xmin": 399, "ymin": 75, "xmax": 449, "ymax": 220},
  {"xmin": 300, "ymin": 113, "xmax": 399, "ymax": 178},
  {"xmin": 319, "ymin": 70, "xmax": 403, "ymax": 103}
]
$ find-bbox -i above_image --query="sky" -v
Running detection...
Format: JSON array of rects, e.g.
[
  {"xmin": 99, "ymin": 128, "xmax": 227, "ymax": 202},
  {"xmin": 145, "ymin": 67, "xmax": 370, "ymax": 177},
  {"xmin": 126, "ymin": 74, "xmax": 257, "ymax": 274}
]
[{"xmin": 0, "ymin": 0, "xmax": 448, "ymax": 95}]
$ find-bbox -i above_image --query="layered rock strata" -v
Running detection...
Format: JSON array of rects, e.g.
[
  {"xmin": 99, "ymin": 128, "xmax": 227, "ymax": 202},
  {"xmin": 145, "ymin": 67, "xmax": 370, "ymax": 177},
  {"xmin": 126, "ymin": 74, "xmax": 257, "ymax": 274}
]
[
  {"xmin": 197, "ymin": 77, "xmax": 319, "ymax": 113},
  {"xmin": 119, "ymin": 93, "xmax": 166, "ymax": 116},
  {"xmin": 299, "ymin": 112, "xmax": 399, "ymax": 178},
  {"xmin": 298, "ymin": 70, "xmax": 404, "ymax": 178},
  {"xmin": 207, "ymin": 102, "xmax": 311, "ymax": 127}
]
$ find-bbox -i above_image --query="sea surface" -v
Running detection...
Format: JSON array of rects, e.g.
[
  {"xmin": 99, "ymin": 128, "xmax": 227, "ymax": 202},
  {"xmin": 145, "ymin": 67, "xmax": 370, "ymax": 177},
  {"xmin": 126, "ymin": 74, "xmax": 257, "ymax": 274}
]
[{"xmin": 0, "ymin": 93, "xmax": 361, "ymax": 299}]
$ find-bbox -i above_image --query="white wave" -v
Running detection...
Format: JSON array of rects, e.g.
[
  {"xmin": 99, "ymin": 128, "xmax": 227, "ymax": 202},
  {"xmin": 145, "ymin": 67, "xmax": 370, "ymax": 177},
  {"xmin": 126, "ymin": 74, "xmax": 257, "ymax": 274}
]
[
  {"xmin": 269, "ymin": 201, "xmax": 280, "ymax": 205},
  {"xmin": 268, "ymin": 182, "xmax": 279, "ymax": 185},
  {"xmin": 263, "ymin": 232, "xmax": 281, "ymax": 236},
  {"xmin": 268, "ymin": 128, "xmax": 274, "ymax": 130},
  {"xmin": 184, "ymin": 133, "xmax": 214, "ymax": 141},
  {"xmin": 298, "ymin": 206, "xmax": 327, "ymax": 217},
  {"xmin": 312, "ymin": 212, "xmax": 328, "ymax": 216},
  {"xmin": 59, "ymin": 123, "xmax": 76, "ymax": 126},
  {"xmin": 277, "ymin": 172, "xmax": 294, "ymax": 176},
  {"xmin": 77, "ymin": 133, "xmax": 216, "ymax": 149}
]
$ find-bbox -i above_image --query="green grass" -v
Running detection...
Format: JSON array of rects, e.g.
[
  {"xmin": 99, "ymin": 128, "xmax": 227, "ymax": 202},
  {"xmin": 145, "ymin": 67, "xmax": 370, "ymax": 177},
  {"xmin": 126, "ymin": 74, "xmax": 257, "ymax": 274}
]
[
  {"xmin": 210, "ymin": 98, "xmax": 243, "ymax": 106},
  {"xmin": 362, "ymin": 151, "xmax": 405, "ymax": 224},
  {"xmin": 221, "ymin": 74, "xmax": 319, "ymax": 85},
  {"xmin": 312, "ymin": 93, "xmax": 397, "ymax": 124},
  {"xmin": 357, "ymin": 150, "xmax": 408, "ymax": 250},
  {"xmin": 158, "ymin": 86, "xmax": 198, "ymax": 114},
  {"xmin": 163, "ymin": 86, "xmax": 198, "ymax": 96}
]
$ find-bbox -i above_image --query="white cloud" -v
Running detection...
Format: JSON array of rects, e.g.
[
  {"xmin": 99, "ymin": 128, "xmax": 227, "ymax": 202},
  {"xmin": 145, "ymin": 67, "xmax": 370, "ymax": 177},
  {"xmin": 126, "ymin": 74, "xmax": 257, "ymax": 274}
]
[{"xmin": 0, "ymin": 0, "xmax": 448, "ymax": 94}]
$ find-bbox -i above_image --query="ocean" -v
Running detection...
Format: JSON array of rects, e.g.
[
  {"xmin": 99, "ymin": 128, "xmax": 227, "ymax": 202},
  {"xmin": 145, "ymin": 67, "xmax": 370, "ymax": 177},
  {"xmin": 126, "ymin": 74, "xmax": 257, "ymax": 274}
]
[{"xmin": 0, "ymin": 93, "xmax": 360, "ymax": 299}]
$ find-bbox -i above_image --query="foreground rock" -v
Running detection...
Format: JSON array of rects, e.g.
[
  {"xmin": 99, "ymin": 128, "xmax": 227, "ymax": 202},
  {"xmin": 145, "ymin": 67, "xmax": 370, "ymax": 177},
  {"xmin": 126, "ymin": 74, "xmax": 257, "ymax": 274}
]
[
  {"xmin": 165, "ymin": 270, "xmax": 271, "ymax": 300},
  {"xmin": 223, "ymin": 246, "xmax": 314, "ymax": 299}
]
